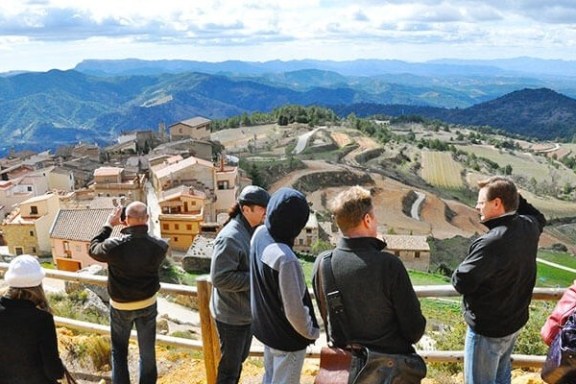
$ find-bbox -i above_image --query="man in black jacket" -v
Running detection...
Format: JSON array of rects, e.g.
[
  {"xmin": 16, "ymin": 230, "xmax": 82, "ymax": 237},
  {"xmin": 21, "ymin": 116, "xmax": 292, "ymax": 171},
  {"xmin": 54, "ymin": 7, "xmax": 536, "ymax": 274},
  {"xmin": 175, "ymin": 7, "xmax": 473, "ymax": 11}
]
[
  {"xmin": 90, "ymin": 201, "xmax": 168, "ymax": 384},
  {"xmin": 452, "ymin": 176, "xmax": 546, "ymax": 384},
  {"xmin": 313, "ymin": 186, "xmax": 426, "ymax": 382}
]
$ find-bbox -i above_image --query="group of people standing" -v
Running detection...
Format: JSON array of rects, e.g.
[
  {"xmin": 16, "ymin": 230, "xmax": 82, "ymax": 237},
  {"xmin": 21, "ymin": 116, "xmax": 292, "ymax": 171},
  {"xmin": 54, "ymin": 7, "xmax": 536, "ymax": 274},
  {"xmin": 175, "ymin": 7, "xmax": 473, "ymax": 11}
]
[
  {"xmin": 0, "ymin": 175, "xmax": 559, "ymax": 384},
  {"xmin": 210, "ymin": 177, "xmax": 548, "ymax": 384}
]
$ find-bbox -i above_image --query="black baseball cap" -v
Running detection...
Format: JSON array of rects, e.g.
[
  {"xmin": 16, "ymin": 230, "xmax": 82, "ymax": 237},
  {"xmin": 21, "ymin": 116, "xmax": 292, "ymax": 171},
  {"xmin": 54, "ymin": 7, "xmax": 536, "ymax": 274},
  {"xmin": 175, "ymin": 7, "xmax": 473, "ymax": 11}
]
[{"xmin": 238, "ymin": 185, "xmax": 270, "ymax": 207}]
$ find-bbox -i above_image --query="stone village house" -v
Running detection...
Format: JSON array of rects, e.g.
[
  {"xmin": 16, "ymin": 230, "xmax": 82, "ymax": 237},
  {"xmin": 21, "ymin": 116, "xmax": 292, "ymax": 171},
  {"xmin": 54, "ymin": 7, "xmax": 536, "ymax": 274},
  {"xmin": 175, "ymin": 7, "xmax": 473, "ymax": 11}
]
[
  {"xmin": 49, "ymin": 208, "xmax": 123, "ymax": 271},
  {"xmin": 1, "ymin": 193, "xmax": 60, "ymax": 257},
  {"xmin": 169, "ymin": 116, "xmax": 211, "ymax": 141},
  {"xmin": 157, "ymin": 186, "xmax": 205, "ymax": 252},
  {"xmin": 382, "ymin": 234, "xmax": 431, "ymax": 272}
]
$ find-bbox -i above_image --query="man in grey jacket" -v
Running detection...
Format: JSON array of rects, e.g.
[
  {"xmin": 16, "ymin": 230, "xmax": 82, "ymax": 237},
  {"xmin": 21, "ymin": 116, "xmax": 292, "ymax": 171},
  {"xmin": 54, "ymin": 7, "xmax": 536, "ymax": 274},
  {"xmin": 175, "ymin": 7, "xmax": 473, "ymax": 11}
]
[{"xmin": 210, "ymin": 185, "xmax": 270, "ymax": 384}]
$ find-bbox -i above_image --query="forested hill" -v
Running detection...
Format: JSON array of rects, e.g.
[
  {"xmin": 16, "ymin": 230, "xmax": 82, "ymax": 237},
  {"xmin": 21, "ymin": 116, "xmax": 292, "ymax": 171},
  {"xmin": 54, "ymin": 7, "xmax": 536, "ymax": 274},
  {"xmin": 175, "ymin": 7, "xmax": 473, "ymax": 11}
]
[
  {"xmin": 331, "ymin": 88, "xmax": 576, "ymax": 140},
  {"xmin": 443, "ymin": 88, "xmax": 576, "ymax": 140},
  {"xmin": 2, "ymin": 61, "xmax": 576, "ymax": 155}
]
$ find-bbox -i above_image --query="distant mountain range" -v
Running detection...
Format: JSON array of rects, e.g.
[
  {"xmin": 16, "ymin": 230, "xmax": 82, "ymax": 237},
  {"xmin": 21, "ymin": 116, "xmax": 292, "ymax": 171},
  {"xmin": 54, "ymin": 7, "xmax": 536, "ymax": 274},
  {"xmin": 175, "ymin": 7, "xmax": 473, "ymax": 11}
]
[{"xmin": 2, "ymin": 58, "xmax": 576, "ymax": 155}]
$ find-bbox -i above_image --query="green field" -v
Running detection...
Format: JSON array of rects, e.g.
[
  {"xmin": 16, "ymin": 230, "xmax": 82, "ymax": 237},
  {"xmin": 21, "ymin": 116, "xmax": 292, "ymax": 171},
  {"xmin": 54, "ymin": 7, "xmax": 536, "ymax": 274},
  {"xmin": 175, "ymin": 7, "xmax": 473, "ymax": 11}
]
[
  {"xmin": 536, "ymin": 250, "xmax": 576, "ymax": 288},
  {"xmin": 538, "ymin": 250, "xmax": 576, "ymax": 269}
]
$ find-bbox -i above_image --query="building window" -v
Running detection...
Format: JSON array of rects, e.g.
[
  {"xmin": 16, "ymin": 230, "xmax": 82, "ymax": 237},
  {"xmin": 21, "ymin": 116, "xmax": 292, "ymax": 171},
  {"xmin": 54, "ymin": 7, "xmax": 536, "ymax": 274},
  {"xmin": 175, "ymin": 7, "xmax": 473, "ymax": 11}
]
[
  {"xmin": 187, "ymin": 224, "xmax": 192, "ymax": 230},
  {"xmin": 30, "ymin": 206, "xmax": 38, "ymax": 215},
  {"xmin": 15, "ymin": 247, "xmax": 23, "ymax": 255},
  {"xmin": 32, "ymin": 247, "xmax": 36, "ymax": 253},
  {"xmin": 217, "ymin": 181, "xmax": 229, "ymax": 190},
  {"xmin": 27, "ymin": 186, "xmax": 32, "ymax": 192},
  {"xmin": 306, "ymin": 228, "xmax": 312, "ymax": 234},
  {"xmin": 415, "ymin": 251, "xmax": 421, "ymax": 259},
  {"xmin": 29, "ymin": 231, "xmax": 34, "ymax": 236},
  {"xmin": 175, "ymin": 224, "xmax": 180, "ymax": 230},
  {"xmin": 174, "ymin": 236, "xmax": 179, "ymax": 242},
  {"xmin": 63, "ymin": 241, "xmax": 71, "ymax": 258},
  {"xmin": 163, "ymin": 223, "xmax": 169, "ymax": 231}
]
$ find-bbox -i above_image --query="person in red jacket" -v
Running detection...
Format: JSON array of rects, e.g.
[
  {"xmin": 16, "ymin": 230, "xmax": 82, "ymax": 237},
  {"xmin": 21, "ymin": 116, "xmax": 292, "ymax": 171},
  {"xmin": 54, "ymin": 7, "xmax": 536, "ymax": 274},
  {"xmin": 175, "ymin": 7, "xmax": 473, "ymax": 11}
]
[{"xmin": 541, "ymin": 281, "xmax": 576, "ymax": 346}]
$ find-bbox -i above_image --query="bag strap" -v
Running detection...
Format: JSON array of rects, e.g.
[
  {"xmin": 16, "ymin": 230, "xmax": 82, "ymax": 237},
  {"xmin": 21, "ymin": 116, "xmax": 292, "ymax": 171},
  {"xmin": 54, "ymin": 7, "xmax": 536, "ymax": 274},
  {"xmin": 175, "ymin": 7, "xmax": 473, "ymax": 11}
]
[
  {"xmin": 314, "ymin": 252, "xmax": 330, "ymax": 342},
  {"xmin": 319, "ymin": 251, "xmax": 352, "ymax": 346},
  {"xmin": 63, "ymin": 365, "xmax": 79, "ymax": 384}
]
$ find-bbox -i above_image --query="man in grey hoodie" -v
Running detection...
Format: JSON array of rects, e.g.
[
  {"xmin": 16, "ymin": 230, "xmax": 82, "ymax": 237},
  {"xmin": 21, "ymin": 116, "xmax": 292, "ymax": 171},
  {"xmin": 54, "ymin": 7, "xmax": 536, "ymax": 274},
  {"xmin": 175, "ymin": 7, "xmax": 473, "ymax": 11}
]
[
  {"xmin": 250, "ymin": 187, "xmax": 320, "ymax": 384},
  {"xmin": 210, "ymin": 185, "xmax": 270, "ymax": 384}
]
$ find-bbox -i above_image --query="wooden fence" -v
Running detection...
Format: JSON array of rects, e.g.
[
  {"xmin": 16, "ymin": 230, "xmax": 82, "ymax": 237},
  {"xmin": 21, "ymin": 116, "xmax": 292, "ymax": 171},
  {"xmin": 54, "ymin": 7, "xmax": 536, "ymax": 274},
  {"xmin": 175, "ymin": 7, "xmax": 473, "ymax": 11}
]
[{"xmin": 0, "ymin": 263, "xmax": 567, "ymax": 384}]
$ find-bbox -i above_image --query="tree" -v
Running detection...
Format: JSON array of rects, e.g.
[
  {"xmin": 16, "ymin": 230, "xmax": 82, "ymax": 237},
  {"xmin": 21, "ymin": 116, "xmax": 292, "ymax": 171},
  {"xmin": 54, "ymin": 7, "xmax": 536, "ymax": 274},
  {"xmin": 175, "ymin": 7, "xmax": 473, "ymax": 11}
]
[
  {"xmin": 311, "ymin": 240, "xmax": 333, "ymax": 255},
  {"xmin": 247, "ymin": 163, "xmax": 265, "ymax": 188}
]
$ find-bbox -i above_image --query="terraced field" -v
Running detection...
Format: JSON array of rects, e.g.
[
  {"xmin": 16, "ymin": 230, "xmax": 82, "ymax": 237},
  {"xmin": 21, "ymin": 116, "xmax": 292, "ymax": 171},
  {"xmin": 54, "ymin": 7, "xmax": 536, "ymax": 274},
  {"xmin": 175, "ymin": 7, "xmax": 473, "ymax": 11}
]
[
  {"xmin": 456, "ymin": 144, "xmax": 576, "ymax": 186},
  {"xmin": 421, "ymin": 151, "xmax": 464, "ymax": 189}
]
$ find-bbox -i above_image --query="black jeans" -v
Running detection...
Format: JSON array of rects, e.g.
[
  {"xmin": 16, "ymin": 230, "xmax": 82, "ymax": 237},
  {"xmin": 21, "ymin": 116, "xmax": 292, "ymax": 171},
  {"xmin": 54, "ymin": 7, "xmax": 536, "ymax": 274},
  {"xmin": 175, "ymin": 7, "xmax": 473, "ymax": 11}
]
[{"xmin": 215, "ymin": 320, "xmax": 252, "ymax": 384}]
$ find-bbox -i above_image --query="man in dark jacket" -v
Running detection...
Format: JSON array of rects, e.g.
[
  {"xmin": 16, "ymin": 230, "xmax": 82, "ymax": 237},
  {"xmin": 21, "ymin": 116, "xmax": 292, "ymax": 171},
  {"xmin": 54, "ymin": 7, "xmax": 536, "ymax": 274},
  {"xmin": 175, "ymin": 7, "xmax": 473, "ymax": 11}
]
[
  {"xmin": 312, "ymin": 186, "xmax": 426, "ymax": 382},
  {"xmin": 250, "ymin": 187, "xmax": 320, "ymax": 384},
  {"xmin": 452, "ymin": 176, "xmax": 546, "ymax": 384},
  {"xmin": 210, "ymin": 185, "xmax": 270, "ymax": 384},
  {"xmin": 90, "ymin": 201, "xmax": 168, "ymax": 384}
]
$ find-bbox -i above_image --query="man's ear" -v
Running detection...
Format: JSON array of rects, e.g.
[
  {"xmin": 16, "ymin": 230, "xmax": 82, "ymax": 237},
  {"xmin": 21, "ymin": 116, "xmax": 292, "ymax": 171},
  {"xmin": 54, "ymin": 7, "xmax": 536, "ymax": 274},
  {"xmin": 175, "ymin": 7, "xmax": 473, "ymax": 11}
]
[
  {"xmin": 362, "ymin": 212, "xmax": 372, "ymax": 228},
  {"xmin": 494, "ymin": 197, "xmax": 504, "ymax": 211}
]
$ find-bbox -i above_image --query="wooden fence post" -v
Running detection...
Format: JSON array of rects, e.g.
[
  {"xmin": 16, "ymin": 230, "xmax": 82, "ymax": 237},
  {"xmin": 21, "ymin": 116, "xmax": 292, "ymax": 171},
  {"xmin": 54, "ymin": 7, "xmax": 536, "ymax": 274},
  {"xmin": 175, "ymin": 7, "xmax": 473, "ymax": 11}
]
[{"xmin": 196, "ymin": 275, "xmax": 221, "ymax": 384}]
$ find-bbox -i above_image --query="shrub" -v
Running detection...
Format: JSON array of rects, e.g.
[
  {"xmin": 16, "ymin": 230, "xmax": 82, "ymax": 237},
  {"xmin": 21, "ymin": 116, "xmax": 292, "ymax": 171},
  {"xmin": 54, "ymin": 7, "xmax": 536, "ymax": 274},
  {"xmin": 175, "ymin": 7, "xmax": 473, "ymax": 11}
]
[{"xmin": 85, "ymin": 335, "xmax": 111, "ymax": 371}]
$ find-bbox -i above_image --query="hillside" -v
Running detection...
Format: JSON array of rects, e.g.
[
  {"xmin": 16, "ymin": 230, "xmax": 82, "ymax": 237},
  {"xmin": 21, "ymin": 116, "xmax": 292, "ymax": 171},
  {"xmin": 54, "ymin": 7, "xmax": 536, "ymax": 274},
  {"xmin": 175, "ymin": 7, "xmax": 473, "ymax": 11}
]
[
  {"xmin": 442, "ymin": 88, "xmax": 576, "ymax": 139},
  {"xmin": 217, "ymin": 121, "xmax": 576, "ymax": 255},
  {"xmin": 4, "ymin": 59, "xmax": 576, "ymax": 155},
  {"xmin": 333, "ymin": 88, "xmax": 576, "ymax": 140}
]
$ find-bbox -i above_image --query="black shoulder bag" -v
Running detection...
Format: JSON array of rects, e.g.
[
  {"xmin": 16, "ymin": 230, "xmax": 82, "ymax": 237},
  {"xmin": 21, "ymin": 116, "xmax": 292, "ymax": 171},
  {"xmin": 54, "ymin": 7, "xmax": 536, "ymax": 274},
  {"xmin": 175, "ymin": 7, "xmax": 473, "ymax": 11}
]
[{"xmin": 317, "ymin": 252, "xmax": 427, "ymax": 384}]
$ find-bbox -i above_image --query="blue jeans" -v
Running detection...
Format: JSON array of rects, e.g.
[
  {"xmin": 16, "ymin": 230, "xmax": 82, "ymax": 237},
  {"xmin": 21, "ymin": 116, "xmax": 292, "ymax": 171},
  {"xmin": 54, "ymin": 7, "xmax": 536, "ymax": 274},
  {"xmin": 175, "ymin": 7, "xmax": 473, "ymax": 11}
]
[
  {"xmin": 215, "ymin": 320, "xmax": 252, "ymax": 384},
  {"xmin": 464, "ymin": 326, "xmax": 520, "ymax": 384},
  {"xmin": 110, "ymin": 303, "xmax": 158, "ymax": 384},
  {"xmin": 262, "ymin": 346, "xmax": 306, "ymax": 384}
]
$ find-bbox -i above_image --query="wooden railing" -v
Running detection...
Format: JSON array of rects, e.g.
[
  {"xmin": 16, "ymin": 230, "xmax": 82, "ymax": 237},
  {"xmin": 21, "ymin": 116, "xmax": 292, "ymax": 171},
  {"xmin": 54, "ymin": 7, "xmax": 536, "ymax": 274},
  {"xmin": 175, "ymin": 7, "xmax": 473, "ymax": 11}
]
[{"xmin": 0, "ymin": 263, "xmax": 565, "ymax": 384}]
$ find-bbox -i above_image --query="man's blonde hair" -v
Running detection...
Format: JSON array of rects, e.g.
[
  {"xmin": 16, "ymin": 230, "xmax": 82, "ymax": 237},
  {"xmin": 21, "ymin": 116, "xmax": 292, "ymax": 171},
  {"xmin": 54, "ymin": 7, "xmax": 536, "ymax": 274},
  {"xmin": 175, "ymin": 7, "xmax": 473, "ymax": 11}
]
[{"xmin": 329, "ymin": 186, "xmax": 373, "ymax": 233}]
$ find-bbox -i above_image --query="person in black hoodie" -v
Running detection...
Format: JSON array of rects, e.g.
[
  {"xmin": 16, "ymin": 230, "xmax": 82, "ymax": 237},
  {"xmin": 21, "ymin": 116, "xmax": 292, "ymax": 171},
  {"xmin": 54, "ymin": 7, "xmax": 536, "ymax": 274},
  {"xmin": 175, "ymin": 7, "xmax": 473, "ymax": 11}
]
[
  {"xmin": 0, "ymin": 255, "xmax": 64, "ymax": 384},
  {"xmin": 452, "ymin": 176, "xmax": 546, "ymax": 384},
  {"xmin": 250, "ymin": 187, "xmax": 320, "ymax": 384}
]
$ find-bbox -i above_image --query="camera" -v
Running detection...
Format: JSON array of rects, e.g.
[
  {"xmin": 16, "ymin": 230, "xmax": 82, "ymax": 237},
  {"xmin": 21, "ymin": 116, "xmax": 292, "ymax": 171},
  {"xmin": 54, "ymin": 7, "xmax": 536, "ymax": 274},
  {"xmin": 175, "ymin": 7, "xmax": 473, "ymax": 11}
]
[{"xmin": 119, "ymin": 196, "xmax": 127, "ymax": 221}]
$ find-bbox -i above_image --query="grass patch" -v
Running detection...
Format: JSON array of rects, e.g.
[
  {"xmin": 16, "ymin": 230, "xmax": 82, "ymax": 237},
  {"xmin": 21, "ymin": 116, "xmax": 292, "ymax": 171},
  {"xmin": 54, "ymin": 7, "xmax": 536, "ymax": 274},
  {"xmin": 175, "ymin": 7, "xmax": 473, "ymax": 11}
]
[
  {"xmin": 49, "ymin": 291, "xmax": 109, "ymax": 325},
  {"xmin": 536, "ymin": 262, "xmax": 576, "ymax": 287},
  {"xmin": 538, "ymin": 250, "xmax": 576, "ymax": 269},
  {"xmin": 409, "ymin": 270, "xmax": 451, "ymax": 285}
]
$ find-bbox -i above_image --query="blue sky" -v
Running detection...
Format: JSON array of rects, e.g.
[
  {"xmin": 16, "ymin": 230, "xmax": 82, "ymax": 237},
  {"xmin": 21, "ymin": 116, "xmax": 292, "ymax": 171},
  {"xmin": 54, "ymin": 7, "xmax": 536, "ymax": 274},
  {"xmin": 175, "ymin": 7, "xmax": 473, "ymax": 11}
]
[{"xmin": 1, "ymin": 0, "xmax": 576, "ymax": 72}]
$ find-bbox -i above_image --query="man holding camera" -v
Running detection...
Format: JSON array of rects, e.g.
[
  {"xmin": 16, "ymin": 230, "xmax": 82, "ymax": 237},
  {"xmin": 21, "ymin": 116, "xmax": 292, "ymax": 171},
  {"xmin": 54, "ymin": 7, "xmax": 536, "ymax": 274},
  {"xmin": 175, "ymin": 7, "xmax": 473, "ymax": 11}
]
[{"xmin": 89, "ymin": 201, "xmax": 168, "ymax": 384}]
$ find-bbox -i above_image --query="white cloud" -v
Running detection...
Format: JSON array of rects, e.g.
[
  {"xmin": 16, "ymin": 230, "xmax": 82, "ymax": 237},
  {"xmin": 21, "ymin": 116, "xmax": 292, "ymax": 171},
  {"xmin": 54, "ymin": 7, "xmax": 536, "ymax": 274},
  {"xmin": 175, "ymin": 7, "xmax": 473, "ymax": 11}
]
[{"xmin": 1, "ymin": 0, "xmax": 576, "ymax": 72}]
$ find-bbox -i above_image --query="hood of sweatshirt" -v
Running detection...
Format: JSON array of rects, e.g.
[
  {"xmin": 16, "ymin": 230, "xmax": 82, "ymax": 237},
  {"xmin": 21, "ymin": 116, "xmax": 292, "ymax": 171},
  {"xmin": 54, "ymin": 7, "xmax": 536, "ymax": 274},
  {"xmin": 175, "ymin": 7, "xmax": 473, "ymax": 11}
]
[{"xmin": 265, "ymin": 187, "xmax": 310, "ymax": 247}]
